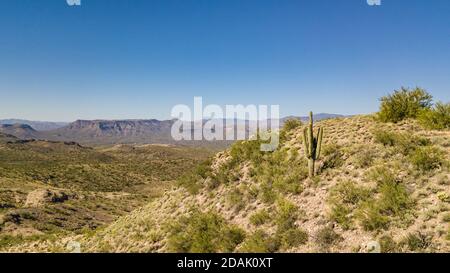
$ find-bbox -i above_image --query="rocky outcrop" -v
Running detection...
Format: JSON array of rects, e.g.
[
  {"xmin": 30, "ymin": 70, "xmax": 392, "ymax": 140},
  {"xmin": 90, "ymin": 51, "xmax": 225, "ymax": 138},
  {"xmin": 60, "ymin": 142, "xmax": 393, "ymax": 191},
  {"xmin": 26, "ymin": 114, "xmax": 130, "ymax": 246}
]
[{"xmin": 24, "ymin": 189, "xmax": 76, "ymax": 208}]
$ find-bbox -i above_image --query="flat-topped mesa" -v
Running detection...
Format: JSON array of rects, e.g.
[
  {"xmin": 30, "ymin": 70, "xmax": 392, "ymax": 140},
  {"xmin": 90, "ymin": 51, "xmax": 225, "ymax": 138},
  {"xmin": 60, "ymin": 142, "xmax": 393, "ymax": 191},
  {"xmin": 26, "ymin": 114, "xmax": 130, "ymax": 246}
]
[{"xmin": 302, "ymin": 111, "xmax": 324, "ymax": 177}]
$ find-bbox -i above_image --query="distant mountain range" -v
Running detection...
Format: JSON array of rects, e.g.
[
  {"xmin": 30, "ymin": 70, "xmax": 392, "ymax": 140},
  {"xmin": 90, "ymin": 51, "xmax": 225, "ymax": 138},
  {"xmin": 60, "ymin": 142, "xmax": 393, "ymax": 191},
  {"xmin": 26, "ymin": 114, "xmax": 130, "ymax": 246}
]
[
  {"xmin": 0, "ymin": 114, "xmax": 345, "ymax": 146},
  {"xmin": 0, "ymin": 119, "xmax": 68, "ymax": 131}
]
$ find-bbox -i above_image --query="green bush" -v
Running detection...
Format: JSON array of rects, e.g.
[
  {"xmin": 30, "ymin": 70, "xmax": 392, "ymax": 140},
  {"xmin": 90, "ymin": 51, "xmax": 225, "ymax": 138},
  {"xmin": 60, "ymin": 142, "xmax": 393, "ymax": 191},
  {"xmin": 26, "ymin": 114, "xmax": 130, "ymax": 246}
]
[
  {"xmin": 275, "ymin": 199, "xmax": 299, "ymax": 232},
  {"xmin": 373, "ymin": 130, "xmax": 398, "ymax": 147},
  {"xmin": 329, "ymin": 203, "xmax": 352, "ymax": 230},
  {"xmin": 315, "ymin": 227, "xmax": 342, "ymax": 249},
  {"xmin": 177, "ymin": 159, "xmax": 214, "ymax": 194},
  {"xmin": 356, "ymin": 169, "xmax": 412, "ymax": 231},
  {"xmin": 331, "ymin": 181, "xmax": 371, "ymax": 205},
  {"xmin": 328, "ymin": 181, "xmax": 371, "ymax": 230},
  {"xmin": 408, "ymin": 146, "xmax": 444, "ymax": 172},
  {"xmin": 226, "ymin": 188, "xmax": 246, "ymax": 212},
  {"xmin": 379, "ymin": 235, "xmax": 399, "ymax": 253},
  {"xmin": 282, "ymin": 119, "xmax": 303, "ymax": 132},
  {"xmin": 401, "ymin": 232, "xmax": 432, "ymax": 252},
  {"xmin": 279, "ymin": 228, "xmax": 308, "ymax": 248},
  {"xmin": 167, "ymin": 210, "xmax": 245, "ymax": 253},
  {"xmin": 373, "ymin": 130, "xmax": 430, "ymax": 155},
  {"xmin": 377, "ymin": 179, "xmax": 412, "ymax": 216},
  {"xmin": 443, "ymin": 213, "xmax": 450, "ymax": 223},
  {"xmin": 258, "ymin": 181, "xmax": 278, "ymax": 204},
  {"xmin": 280, "ymin": 119, "xmax": 302, "ymax": 142},
  {"xmin": 418, "ymin": 102, "xmax": 450, "ymax": 130},
  {"xmin": 377, "ymin": 87, "xmax": 433, "ymax": 123},
  {"xmin": 177, "ymin": 173, "xmax": 202, "ymax": 194},
  {"xmin": 239, "ymin": 230, "xmax": 280, "ymax": 253},
  {"xmin": 351, "ymin": 149, "xmax": 376, "ymax": 168},
  {"xmin": 249, "ymin": 210, "xmax": 271, "ymax": 226},
  {"xmin": 321, "ymin": 144, "xmax": 344, "ymax": 170},
  {"xmin": 356, "ymin": 202, "xmax": 390, "ymax": 231},
  {"xmin": 367, "ymin": 166, "xmax": 397, "ymax": 186}
]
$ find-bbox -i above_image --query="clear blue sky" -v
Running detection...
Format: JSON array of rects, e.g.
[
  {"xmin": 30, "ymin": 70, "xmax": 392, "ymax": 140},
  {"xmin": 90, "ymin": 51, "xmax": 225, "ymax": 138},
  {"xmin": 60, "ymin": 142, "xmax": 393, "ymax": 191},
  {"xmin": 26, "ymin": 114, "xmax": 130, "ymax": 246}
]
[{"xmin": 0, "ymin": 0, "xmax": 449, "ymax": 121}]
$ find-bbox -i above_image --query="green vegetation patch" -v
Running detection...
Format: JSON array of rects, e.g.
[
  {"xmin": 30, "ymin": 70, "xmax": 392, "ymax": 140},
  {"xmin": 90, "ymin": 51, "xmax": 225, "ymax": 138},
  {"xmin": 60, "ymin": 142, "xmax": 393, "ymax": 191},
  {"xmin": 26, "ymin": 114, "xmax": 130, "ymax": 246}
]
[{"xmin": 167, "ymin": 210, "xmax": 245, "ymax": 253}]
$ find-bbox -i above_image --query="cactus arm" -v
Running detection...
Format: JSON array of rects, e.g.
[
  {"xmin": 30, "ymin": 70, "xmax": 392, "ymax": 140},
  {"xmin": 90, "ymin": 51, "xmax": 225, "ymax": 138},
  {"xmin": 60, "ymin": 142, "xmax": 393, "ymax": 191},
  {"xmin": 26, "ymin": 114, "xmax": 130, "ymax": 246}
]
[
  {"xmin": 316, "ymin": 127, "xmax": 323, "ymax": 159},
  {"xmin": 308, "ymin": 112, "xmax": 314, "ymax": 158},
  {"xmin": 303, "ymin": 127, "xmax": 310, "ymax": 157}
]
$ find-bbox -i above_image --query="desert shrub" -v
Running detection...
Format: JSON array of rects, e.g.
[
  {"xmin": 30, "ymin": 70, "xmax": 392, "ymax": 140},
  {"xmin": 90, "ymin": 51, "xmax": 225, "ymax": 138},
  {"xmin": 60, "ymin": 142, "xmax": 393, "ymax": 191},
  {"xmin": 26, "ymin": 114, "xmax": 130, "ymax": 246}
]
[
  {"xmin": 379, "ymin": 235, "xmax": 399, "ymax": 253},
  {"xmin": 358, "ymin": 167, "xmax": 413, "ymax": 230},
  {"xmin": 437, "ymin": 192, "xmax": 450, "ymax": 203},
  {"xmin": 367, "ymin": 166, "xmax": 398, "ymax": 186},
  {"xmin": 329, "ymin": 203, "xmax": 352, "ymax": 230},
  {"xmin": 275, "ymin": 199, "xmax": 299, "ymax": 232},
  {"xmin": 177, "ymin": 172, "xmax": 202, "ymax": 194},
  {"xmin": 373, "ymin": 130, "xmax": 430, "ymax": 155},
  {"xmin": 408, "ymin": 146, "xmax": 444, "ymax": 172},
  {"xmin": 321, "ymin": 144, "xmax": 344, "ymax": 170},
  {"xmin": 226, "ymin": 188, "xmax": 246, "ymax": 212},
  {"xmin": 239, "ymin": 230, "xmax": 280, "ymax": 253},
  {"xmin": 328, "ymin": 181, "xmax": 371, "ymax": 230},
  {"xmin": 229, "ymin": 138, "xmax": 265, "ymax": 166},
  {"xmin": 282, "ymin": 119, "xmax": 303, "ymax": 132},
  {"xmin": 249, "ymin": 209, "xmax": 271, "ymax": 226},
  {"xmin": 279, "ymin": 228, "xmax": 308, "ymax": 248},
  {"xmin": 315, "ymin": 227, "xmax": 342, "ymax": 249},
  {"xmin": 258, "ymin": 182, "xmax": 278, "ymax": 204},
  {"xmin": 177, "ymin": 159, "xmax": 213, "ymax": 194},
  {"xmin": 373, "ymin": 130, "xmax": 398, "ymax": 147},
  {"xmin": 351, "ymin": 149, "xmax": 376, "ymax": 168},
  {"xmin": 443, "ymin": 213, "xmax": 450, "ymax": 223},
  {"xmin": 272, "ymin": 167, "xmax": 306, "ymax": 195},
  {"xmin": 167, "ymin": 210, "xmax": 245, "ymax": 253},
  {"xmin": 418, "ymin": 102, "xmax": 450, "ymax": 130},
  {"xmin": 401, "ymin": 232, "xmax": 432, "ymax": 252},
  {"xmin": 272, "ymin": 199, "xmax": 309, "ymax": 249},
  {"xmin": 331, "ymin": 181, "xmax": 371, "ymax": 205},
  {"xmin": 253, "ymin": 149, "xmax": 306, "ymax": 201},
  {"xmin": 355, "ymin": 178, "xmax": 412, "ymax": 231},
  {"xmin": 377, "ymin": 87, "xmax": 433, "ymax": 123},
  {"xmin": 356, "ymin": 202, "xmax": 390, "ymax": 231},
  {"xmin": 377, "ymin": 180, "xmax": 412, "ymax": 215},
  {"xmin": 280, "ymin": 119, "xmax": 302, "ymax": 142},
  {"xmin": 194, "ymin": 158, "xmax": 213, "ymax": 179},
  {"xmin": 212, "ymin": 164, "xmax": 240, "ymax": 186}
]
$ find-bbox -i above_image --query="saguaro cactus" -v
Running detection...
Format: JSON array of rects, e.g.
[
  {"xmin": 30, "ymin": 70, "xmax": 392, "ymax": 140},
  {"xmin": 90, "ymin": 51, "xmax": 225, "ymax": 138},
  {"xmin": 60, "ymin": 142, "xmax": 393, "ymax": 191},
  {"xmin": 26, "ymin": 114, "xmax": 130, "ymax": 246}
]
[{"xmin": 302, "ymin": 112, "xmax": 323, "ymax": 177}]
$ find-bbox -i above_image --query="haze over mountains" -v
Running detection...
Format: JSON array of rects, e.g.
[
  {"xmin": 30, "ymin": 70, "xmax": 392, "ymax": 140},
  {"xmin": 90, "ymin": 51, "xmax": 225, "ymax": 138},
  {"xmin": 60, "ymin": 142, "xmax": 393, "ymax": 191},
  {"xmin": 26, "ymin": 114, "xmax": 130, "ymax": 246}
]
[
  {"xmin": 0, "ymin": 113, "xmax": 345, "ymax": 146},
  {"xmin": 0, "ymin": 119, "xmax": 68, "ymax": 131}
]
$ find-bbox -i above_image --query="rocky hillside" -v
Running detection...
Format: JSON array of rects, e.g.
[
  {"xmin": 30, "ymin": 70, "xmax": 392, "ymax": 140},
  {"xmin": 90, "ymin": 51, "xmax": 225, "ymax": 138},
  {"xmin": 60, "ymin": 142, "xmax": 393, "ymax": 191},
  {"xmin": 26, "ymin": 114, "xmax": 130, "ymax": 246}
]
[
  {"xmin": 0, "ymin": 124, "xmax": 40, "ymax": 140},
  {"xmin": 7, "ymin": 115, "xmax": 449, "ymax": 253}
]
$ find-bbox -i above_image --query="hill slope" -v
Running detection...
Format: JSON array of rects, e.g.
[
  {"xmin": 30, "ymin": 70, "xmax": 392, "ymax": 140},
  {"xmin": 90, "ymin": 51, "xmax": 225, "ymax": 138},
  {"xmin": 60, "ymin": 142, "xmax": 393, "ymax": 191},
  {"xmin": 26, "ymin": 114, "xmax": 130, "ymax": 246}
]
[
  {"xmin": 0, "ymin": 134, "xmax": 213, "ymax": 250},
  {"xmin": 0, "ymin": 124, "xmax": 40, "ymax": 140},
  {"xmin": 5, "ymin": 115, "xmax": 450, "ymax": 253}
]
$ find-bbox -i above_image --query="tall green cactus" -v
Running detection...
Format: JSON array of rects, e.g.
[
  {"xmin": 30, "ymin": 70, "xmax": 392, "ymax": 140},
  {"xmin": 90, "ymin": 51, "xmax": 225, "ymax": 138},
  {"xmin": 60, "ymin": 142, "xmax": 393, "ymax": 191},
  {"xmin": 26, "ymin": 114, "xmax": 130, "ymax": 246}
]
[{"xmin": 302, "ymin": 111, "xmax": 323, "ymax": 177}]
